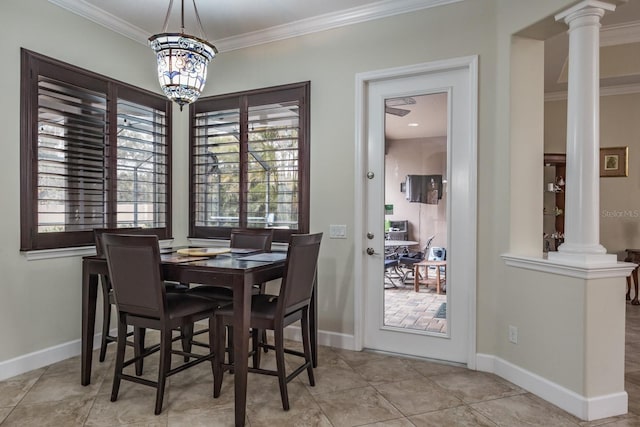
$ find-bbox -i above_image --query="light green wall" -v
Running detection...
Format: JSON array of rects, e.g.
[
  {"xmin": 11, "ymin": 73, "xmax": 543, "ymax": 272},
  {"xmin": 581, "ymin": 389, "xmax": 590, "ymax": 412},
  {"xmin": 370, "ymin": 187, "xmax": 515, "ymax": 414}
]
[
  {"xmin": 546, "ymin": 94, "xmax": 640, "ymax": 259},
  {"xmin": 0, "ymin": 0, "xmax": 172, "ymax": 361},
  {"xmin": 198, "ymin": 0, "xmax": 498, "ymax": 335},
  {"xmin": 3, "ymin": 0, "xmax": 618, "ymax": 404}
]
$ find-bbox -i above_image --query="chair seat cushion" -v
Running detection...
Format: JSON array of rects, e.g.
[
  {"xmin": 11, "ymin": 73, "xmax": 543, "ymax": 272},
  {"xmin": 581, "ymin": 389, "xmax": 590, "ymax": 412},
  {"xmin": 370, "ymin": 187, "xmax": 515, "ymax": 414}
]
[
  {"xmin": 188, "ymin": 284, "xmax": 262, "ymax": 301},
  {"xmin": 217, "ymin": 294, "xmax": 278, "ymax": 322},
  {"xmin": 166, "ymin": 293, "xmax": 229, "ymax": 320},
  {"xmin": 187, "ymin": 285, "xmax": 234, "ymax": 301}
]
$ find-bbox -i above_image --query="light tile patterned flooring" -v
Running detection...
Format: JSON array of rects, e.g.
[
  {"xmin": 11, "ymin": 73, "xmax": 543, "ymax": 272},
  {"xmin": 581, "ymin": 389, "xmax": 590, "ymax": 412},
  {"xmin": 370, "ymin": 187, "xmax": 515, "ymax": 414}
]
[
  {"xmin": 1, "ymin": 304, "xmax": 640, "ymax": 426},
  {"xmin": 384, "ymin": 278, "xmax": 448, "ymax": 333}
]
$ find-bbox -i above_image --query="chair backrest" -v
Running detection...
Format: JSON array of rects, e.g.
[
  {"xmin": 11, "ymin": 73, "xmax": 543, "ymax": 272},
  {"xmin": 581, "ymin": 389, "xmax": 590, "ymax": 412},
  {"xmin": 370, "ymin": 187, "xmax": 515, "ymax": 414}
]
[
  {"xmin": 230, "ymin": 228, "xmax": 273, "ymax": 252},
  {"xmin": 277, "ymin": 233, "xmax": 323, "ymax": 318},
  {"xmin": 102, "ymin": 233, "xmax": 166, "ymax": 319},
  {"xmin": 428, "ymin": 246, "xmax": 446, "ymax": 261},
  {"xmin": 422, "ymin": 235, "xmax": 436, "ymax": 258},
  {"xmin": 94, "ymin": 227, "xmax": 145, "ymax": 257}
]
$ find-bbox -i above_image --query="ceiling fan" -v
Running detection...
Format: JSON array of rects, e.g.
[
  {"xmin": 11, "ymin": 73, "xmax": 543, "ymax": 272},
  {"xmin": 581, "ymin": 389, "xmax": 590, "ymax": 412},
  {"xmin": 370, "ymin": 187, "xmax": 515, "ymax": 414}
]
[{"xmin": 385, "ymin": 97, "xmax": 416, "ymax": 117}]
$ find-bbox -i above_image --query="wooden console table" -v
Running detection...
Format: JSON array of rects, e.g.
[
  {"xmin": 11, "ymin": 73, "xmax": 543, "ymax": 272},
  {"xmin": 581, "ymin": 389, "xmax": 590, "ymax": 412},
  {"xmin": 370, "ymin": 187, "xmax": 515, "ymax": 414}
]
[
  {"xmin": 625, "ymin": 249, "xmax": 640, "ymax": 305},
  {"xmin": 414, "ymin": 259, "xmax": 447, "ymax": 293}
]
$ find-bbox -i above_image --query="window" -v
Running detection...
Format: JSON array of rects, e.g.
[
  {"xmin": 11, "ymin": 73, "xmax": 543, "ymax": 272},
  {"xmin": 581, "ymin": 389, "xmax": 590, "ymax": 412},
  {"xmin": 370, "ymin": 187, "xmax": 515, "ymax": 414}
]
[
  {"xmin": 20, "ymin": 49, "xmax": 172, "ymax": 251},
  {"xmin": 189, "ymin": 82, "xmax": 310, "ymax": 242}
]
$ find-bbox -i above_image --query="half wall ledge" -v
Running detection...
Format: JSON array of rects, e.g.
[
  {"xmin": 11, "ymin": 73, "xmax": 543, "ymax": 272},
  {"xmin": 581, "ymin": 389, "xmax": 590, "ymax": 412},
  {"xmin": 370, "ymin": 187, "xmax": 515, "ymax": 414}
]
[{"xmin": 501, "ymin": 254, "xmax": 636, "ymax": 279}]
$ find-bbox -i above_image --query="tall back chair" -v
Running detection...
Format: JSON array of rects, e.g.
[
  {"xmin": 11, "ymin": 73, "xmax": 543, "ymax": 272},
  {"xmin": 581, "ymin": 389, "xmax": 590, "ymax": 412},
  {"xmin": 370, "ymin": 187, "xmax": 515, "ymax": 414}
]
[
  {"xmin": 94, "ymin": 227, "xmax": 144, "ymax": 362},
  {"xmin": 230, "ymin": 228, "xmax": 273, "ymax": 252},
  {"xmin": 186, "ymin": 228, "xmax": 275, "ymax": 356},
  {"xmin": 213, "ymin": 232, "xmax": 323, "ymax": 411},
  {"xmin": 94, "ymin": 227, "xmax": 187, "ymax": 363},
  {"xmin": 102, "ymin": 233, "xmax": 227, "ymax": 415}
]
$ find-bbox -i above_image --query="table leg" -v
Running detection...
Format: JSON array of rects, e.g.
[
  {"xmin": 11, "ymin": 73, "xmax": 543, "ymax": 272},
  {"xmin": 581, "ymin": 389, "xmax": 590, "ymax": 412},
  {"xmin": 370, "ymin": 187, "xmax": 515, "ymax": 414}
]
[
  {"xmin": 633, "ymin": 267, "xmax": 640, "ymax": 305},
  {"xmin": 311, "ymin": 272, "xmax": 318, "ymax": 368},
  {"xmin": 81, "ymin": 262, "xmax": 99, "ymax": 386},
  {"xmin": 435, "ymin": 268, "xmax": 441, "ymax": 294},
  {"xmin": 414, "ymin": 265, "xmax": 420, "ymax": 292},
  {"xmin": 233, "ymin": 276, "xmax": 251, "ymax": 427}
]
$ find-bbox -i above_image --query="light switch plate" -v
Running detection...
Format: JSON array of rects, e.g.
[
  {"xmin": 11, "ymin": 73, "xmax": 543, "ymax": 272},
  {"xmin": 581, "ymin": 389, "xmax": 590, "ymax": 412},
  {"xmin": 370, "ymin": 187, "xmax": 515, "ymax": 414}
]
[{"xmin": 329, "ymin": 224, "xmax": 347, "ymax": 239}]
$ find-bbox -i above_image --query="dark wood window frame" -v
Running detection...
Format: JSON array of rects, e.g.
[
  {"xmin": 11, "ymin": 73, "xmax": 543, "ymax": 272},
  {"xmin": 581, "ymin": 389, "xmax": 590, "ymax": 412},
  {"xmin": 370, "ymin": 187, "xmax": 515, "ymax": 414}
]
[
  {"xmin": 20, "ymin": 49, "xmax": 173, "ymax": 251},
  {"xmin": 189, "ymin": 82, "xmax": 310, "ymax": 243}
]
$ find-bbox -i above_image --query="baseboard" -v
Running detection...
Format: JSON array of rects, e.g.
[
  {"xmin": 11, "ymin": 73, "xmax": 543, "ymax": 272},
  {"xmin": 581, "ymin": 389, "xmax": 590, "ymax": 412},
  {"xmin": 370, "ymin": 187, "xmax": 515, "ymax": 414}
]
[
  {"xmin": 283, "ymin": 325, "xmax": 356, "ymax": 350},
  {"xmin": 0, "ymin": 332, "xmax": 104, "ymax": 382},
  {"xmin": 476, "ymin": 353, "xmax": 628, "ymax": 421},
  {"xmin": 0, "ymin": 326, "xmax": 356, "ymax": 382}
]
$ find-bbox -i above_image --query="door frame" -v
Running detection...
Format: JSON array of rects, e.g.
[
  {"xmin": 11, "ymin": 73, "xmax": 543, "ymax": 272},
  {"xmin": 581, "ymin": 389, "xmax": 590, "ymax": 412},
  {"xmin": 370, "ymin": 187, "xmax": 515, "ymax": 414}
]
[{"xmin": 353, "ymin": 56, "xmax": 478, "ymax": 368}]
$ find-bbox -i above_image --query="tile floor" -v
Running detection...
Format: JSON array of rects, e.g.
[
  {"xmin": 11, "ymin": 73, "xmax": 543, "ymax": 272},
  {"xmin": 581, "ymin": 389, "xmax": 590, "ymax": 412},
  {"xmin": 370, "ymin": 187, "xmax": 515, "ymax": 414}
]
[
  {"xmin": 384, "ymin": 280, "xmax": 447, "ymax": 333},
  {"xmin": 1, "ymin": 305, "xmax": 640, "ymax": 426}
]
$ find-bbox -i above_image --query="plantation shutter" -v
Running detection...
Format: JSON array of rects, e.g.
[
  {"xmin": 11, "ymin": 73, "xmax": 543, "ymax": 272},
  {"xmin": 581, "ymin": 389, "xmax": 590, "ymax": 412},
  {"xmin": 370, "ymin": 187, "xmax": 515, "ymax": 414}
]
[
  {"xmin": 190, "ymin": 82, "xmax": 309, "ymax": 242},
  {"xmin": 21, "ymin": 50, "xmax": 172, "ymax": 250}
]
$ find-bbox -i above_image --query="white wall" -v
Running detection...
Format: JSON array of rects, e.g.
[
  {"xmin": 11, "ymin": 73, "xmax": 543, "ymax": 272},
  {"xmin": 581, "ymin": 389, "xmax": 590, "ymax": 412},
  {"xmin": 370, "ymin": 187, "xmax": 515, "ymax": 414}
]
[{"xmin": 385, "ymin": 137, "xmax": 447, "ymax": 250}]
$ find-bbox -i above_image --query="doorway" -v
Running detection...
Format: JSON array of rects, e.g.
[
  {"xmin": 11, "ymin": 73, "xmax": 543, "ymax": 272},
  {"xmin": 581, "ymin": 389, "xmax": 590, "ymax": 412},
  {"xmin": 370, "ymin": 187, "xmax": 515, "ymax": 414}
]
[{"xmin": 354, "ymin": 57, "xmax": 478, "ymax": 366}]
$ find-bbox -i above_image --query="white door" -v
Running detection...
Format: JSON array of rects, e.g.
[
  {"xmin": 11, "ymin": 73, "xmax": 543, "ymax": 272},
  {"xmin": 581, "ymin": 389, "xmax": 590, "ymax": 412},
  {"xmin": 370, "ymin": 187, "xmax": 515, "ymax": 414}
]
[{"xmin": 358, "ymin": 57, "xmax": 477, "ymax": 365}]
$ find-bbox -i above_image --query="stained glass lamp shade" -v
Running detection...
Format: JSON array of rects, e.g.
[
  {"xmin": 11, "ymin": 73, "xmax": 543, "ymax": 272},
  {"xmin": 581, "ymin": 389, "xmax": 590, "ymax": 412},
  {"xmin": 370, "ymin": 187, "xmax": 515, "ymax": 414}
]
[{"xmin": 149, "ymin": 33, "xmax": 217, "ymax": 109}]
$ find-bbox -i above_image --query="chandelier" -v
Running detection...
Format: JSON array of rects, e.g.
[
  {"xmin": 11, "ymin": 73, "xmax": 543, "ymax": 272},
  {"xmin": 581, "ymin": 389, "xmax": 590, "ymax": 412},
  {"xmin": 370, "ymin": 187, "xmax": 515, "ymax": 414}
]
[{"xmin": 148, "ymin": 0, "xmax": 217, "ymax": 110}]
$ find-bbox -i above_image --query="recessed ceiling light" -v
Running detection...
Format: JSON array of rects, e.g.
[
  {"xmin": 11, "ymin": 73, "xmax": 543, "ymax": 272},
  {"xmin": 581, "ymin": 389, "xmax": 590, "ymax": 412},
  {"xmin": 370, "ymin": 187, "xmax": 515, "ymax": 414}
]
[{"xmin": 408, "ymin": 123, "xmax": 419, "ymax": 127}]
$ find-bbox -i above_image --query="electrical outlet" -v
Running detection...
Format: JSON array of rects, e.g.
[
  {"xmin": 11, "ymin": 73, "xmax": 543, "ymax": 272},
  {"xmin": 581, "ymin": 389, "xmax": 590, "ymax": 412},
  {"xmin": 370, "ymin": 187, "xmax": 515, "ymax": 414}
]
[{"xmin": 508, "ymin": 325, "xmax": 518, "ymax": 344}]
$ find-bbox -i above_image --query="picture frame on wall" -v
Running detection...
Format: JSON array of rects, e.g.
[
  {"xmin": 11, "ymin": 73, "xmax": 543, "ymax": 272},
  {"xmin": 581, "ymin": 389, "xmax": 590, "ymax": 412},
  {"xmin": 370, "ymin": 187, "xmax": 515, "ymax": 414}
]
[{"xmin": 600, "ymin": 146, "xmax": 628, "ymax": 177}]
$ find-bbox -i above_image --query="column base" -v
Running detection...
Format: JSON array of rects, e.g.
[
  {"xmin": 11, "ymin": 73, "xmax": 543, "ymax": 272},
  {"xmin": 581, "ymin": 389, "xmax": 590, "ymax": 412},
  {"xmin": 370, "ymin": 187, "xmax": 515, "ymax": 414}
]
[{"xmin": 547, "ymin": 250, "xmax": 617, "ymax": 266}]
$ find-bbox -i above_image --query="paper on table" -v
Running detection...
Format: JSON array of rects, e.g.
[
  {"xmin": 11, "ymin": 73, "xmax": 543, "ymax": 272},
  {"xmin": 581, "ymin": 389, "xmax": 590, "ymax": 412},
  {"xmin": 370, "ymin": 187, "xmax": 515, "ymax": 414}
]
[
  {"xmin": 240, "ymin": 252, "xmax": 287, "ymax": 262},
  {"xmin": 161, "ymin": 254, "xmax": 210, "ymax": 263},
  {"xmin": 230, "ymin": 248, "xmax": 261, "ymax": 254}
]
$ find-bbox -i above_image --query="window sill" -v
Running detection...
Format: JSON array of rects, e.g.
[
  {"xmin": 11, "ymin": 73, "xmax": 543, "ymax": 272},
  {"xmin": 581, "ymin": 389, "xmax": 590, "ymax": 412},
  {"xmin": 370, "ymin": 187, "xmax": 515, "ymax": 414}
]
[
  {"xmin": 501, "ymin": 253, "xmax": 635, "ymax": 279},
  {"xmin": 23, "ymin": 239, "xmax": 175, "ymax": 261}
]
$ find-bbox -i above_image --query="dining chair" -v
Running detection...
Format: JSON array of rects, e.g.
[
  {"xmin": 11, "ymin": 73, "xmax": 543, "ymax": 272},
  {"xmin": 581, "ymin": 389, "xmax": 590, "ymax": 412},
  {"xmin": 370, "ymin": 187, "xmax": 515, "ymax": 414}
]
[
  {"xmin": 213, "ymin": 232, "xmax": 323, "ymax": 411},
  {"xmin": 101, "ymin": 233, "xmax": 229, "ymax": 415},
  {"xmin": 187, "ymin": 228, "xmax": 274, "ymax": 358},
  {"xmin": 187, "ymin": 228, "xmax": 274, "ymax": 301},
  {"xmin": 398, "ymin": 234, "xmax": 435, "ymax": 282},
  {"xmin": 93, "ymin": 227, "xmax": 188, "ymax": 364}
]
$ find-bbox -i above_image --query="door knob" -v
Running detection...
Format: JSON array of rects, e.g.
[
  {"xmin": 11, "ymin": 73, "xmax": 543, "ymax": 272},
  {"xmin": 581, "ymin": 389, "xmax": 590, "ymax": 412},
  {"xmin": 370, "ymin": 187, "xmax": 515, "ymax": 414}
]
[
  {"xmin": 366, "ymin": 248, "xmax": 375, "ymax": 255},
  {"xmin": 367, "ymin": 232, "xmax": 374, "ymax": 239}
]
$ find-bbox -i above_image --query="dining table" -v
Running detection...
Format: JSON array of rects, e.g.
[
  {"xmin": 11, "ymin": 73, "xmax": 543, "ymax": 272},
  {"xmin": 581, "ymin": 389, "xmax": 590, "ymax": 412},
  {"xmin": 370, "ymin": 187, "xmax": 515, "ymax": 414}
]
[{"xmin": 81, "ymin": 247, "xmax": 318, "ymax": 427}]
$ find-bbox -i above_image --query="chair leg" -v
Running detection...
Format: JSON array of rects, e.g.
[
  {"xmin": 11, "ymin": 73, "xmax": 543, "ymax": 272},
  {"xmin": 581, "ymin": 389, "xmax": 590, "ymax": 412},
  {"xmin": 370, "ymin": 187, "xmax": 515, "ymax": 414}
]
[
  {"xmin": 208, "ymin": 315, "xmax": 216, "ymax": 393},
  {"xmin": 182, "ymin": 322, "xmax": 194, "ymax": 362},
  {"xmin": 213, "ymin": 317, "xmax": 225, "ymax": 398},
  {"xmin": 301, "ymin": 308, "xmax": 315, "ymax": 387},
  {"xmin": 134, "ymin": 327, "xmax": 145, "ymax": 376},
  {"xmin": 226, "ymin": 325, "xmax": 234, "ymax": 365},
  {"xmin": 110, "ymin": 314, "xmax": 127, "ymax": 402},
  {"xmin": 251, "ymin": 328, "xmax": 261, "ymax": 369},
  {"xmin": 155, "ymin": 328, "xmax": 172, "ymax": 415},
  {"xmin": 274, "ymin": 327, "xmax": 289, "ymax": 411},
  {"xmin": 259, "ymin": 283, "xmax": 268, "ymax": 353},
  {"xmin": 99, "ymin": 281, "xmax": 111, "ymax": 362}
]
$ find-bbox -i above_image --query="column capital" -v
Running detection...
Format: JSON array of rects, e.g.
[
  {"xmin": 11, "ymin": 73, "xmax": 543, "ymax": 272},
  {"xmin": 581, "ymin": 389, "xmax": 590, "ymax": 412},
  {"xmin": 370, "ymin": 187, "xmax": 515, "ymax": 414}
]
[{"xmin": 555, "ymin": 0, "xmax": 616, "ymax": 25}]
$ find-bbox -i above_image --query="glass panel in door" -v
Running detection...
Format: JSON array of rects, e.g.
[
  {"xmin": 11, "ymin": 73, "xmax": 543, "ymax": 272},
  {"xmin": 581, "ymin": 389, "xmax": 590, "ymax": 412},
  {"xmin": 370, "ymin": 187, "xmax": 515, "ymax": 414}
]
[{"xmin": 383, "ymin": 93, "xmax": 448, "ymax": 335}]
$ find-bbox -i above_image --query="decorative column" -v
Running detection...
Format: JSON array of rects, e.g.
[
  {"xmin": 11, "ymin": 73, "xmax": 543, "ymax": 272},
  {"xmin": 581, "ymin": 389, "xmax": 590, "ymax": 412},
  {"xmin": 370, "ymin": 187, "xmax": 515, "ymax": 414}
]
[{"xmin": 550, "ymin": 0, "xmax": 616, "ymax": 265}]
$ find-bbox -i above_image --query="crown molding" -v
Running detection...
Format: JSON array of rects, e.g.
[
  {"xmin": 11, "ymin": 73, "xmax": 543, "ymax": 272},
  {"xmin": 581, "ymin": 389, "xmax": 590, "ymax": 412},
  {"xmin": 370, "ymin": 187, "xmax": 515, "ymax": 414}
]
[
  {"xmin": 49, "ymin": 0, "xmax": 463, "ymax": 52},
  {"xmin": 48, "ymin": 0, "xmax": 149, "ymax": 44},
  {"xmin": 601, "ymin": 20, "xmax": 640, "ymax": 46},
  {"xmin": 545, "ymin": 82, "xmax": 640, "ymax": 101},
  {"xmin": 215, "ymin": 0, "xmax": 463, "ymax": 52}
]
